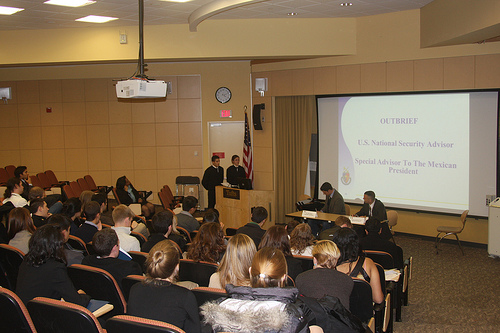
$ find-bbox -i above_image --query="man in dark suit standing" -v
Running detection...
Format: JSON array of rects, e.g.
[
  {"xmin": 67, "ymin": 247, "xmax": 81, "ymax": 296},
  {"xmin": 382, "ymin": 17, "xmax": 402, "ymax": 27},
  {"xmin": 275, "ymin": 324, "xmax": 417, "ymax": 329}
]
[
  {"xmin": 202, "ymin": 155, "xmax": 224, "ymax": 209},
  {"xmin": 236, "ymin": 206, "xmax": 267, "ymax": 248},
  {"xmin": 308, "ymin": 182, "xmax": 346, "ymax": 237}
]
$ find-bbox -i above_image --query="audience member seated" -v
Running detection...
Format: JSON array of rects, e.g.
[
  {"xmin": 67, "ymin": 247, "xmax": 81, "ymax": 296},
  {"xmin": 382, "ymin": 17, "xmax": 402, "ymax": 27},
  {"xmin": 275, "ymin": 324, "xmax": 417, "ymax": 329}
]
[
  {"xmin": 333, "ymin": 228, "xmax": 384, "ymax": 304},
  {"xmin": 176, "ymin": 196, "xmax": 200, "ymax": 233},
  {"xmin": 296, "ymin": 240, "xmax": 354, "ymax": 309},
  {"xmin": 82, "ymin": 228, "xmax": 142, "ymax": 290},
  {"xmin": 3, "ymin": 177, "xmax": 28, "ymax": 208},
  {"xmin": 16, "ymin": 224, "xmax": 91, "ymax": 307},
  {"xmin": 90, "ymin": 192, "xmax": 113, "ymax": 226},
  {"xmin": 187, "ymin": 222, "xmax": 225, "ymax": 264},
  {"xmin": 127, "ymin": 241, "xmax": 201, "ymax": 333},
  {"xmin": 318, "ymin": 216, "xmax": 352, "ymax": 241},
  {"xmin": 202, "ymin": 209, "xmax": 222, "ymax": 228},
  {"xmin": 259, "ymin": 225, "xmax": 303, "ymax": 281},
  {"xmin": 7, "ymin": 207, "xmax": 35, "ymax": 254},
  {"xmin": 111, "ymin": 204, "xmax": 140, "ymax": 252},
  {"xmin": 28, "ymin": 186, "xmax": 62, "ymax": 214},
  {"xmin": 29, "ymin": 198, "xmax": 50, "ymax": 228},
  {"xmin": 115, "ymin": 176, "xmax": 155, "ymax": 219},
  {"xmin": 285, "ymin": 219, "xmax": 300, "ymax": 235},
  {"xmin": 360, "ymin": 218, "xmax": 404, "ymax": 269},
  {"xmin": 290, "ymin": 223, "xmax": 315, "ymax": 256},
  {"xmin": 236, "ymin": 206, "xmax": 268, "ymax": 248},
  {"xmin": 79, "ymin": 190, "xmax": 94, "ymax": 208},
  {"xmin": 46, "ymin": 214, "xmax": 84, "ymax": 266},
  {"xmin": 209, "ymin": 234, "xmax": 256, "ymax": 289},
  {"xmin": 61, "ymin": 197, "xmax": 83, "ymax": 235},
  {"xmin": 201, "ymin": 247, "xmax": 309, "ymax": 333},
  {"xmin": 14, "ymin": 166, "xmax": 31, "ymax": 200},
  {"xmin": 73, "ymin": 201, "xmax": 102, "ymax": 244},
  {"xmin": 142, "ymin": 210, "xmax": 186, "ymax": 253}
]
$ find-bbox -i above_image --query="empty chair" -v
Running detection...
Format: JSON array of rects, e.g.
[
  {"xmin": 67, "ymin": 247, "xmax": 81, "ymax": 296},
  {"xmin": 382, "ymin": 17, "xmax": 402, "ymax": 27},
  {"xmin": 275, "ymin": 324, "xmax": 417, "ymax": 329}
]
[
  {"xmin": 435, "ymin": 210, "xmax": 469, "ymax": 255},
  {"xmin": 45, "ymin": 170, "xmax": 66, "ymax": 187},
  {"xmin": 107, "ymin": 315, "xmax": 187, "ymax": 333},
  {"xmin": 62, "ymin": 184, "xmax": 76, "ymax": 199},
  {"xmin": 36, "ymin": 173, "xmax": 52, "ymax": 190},
  {"xmin": 386, "ymin": 210, "xmax": 398, "ymax": 243},
  {"xmin": 27, "ymin": 297, "xmax": 105, "ymax": 333},
  {"xmin": 29, "ymin": 175, "xmax": 44, "ymax": 189},
  {"xmin": 158, "ymin": 189, "xmax": 173, "ymax": 210},
  {"xmin": 0, "ymin": 168, "xmax": 9, "ymax": 185},
  {"xmin": 178, "ymin": 259, "xmax": 218, "ymax": 287},
  {"xmin": 0, "ymin": 286, "xmax": 37, "ymax": 333},
  {"xmin": 84, "ymin": 175, "xmax": 101, "ymax": 192},
  {"xmin": 0, "ymin": 244, "xmax": 25, "ymax": 291},
  {"xmin": 67, "ymin": 264, "xmax": 126, "ymax": 317},
  {"xmin": 77, "ymin": 178, "xmax": 92, "ymax": 191},
  {"xmin": 364, "ymin": 250, "xmax": 395, "ymax": 269},
  {"xmin": 191, "ymin": 287, "xmax": 226, "ymax": 307},
  {"xmin": 5, "ymin": 165, "xmax": 16, "ymax": 178},
  {"xmin": 69, "ymin": 181, "xmax": 83, "ymax": 198}
]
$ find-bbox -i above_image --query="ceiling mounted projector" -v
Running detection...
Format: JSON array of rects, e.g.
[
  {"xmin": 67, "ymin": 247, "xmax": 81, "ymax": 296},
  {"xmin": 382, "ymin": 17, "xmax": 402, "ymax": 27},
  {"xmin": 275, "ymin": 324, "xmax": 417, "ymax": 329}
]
[{"xmin": 116, "ymin": 0, "xmax": 169, "ymax": 99}]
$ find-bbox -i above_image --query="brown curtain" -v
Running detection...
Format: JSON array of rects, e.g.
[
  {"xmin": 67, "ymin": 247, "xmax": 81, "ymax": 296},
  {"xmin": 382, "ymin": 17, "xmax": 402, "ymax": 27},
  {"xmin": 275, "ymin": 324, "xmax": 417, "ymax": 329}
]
[{"xmin": 275, "ymin": 95, "xmax": 315, "ymax": 222}]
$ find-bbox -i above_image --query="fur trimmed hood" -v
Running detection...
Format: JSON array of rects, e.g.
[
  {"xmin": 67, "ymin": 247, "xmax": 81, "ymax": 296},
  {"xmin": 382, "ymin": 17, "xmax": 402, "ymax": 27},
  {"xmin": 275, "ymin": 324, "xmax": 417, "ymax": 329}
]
[{"xmin": 200, "ymin": 285, "xmax": 306, "ymax": 333}]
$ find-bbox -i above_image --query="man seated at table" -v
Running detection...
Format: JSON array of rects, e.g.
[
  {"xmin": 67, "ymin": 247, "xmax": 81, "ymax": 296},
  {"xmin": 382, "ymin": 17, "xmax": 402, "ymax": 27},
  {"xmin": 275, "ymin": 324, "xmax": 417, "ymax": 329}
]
[
  {"xmin": 308, "ymin": 182, "xmax": 346, "ymax": 237},
  {"xmin": 360, "ymin": 218, "xmax": 403, "ymax": 269},
  {"xmin": 354, "ymin": 190, "xmax": 392, "ymax": 240}
]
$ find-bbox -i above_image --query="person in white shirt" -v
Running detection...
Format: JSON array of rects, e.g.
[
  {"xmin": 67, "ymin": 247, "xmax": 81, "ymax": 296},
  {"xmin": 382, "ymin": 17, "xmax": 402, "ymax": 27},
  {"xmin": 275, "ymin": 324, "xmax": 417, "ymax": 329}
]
[
  {"xmin": 111, "ymin": 204, "xmax": 140, "ymax": 252},
  {"xmin": 3, "ymin": 178, "xmax": 28, "ymax": 208}
]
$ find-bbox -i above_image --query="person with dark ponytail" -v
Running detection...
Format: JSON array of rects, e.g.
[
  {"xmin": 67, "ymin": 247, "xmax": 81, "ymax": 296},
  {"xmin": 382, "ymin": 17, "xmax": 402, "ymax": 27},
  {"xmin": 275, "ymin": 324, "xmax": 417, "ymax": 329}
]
[
  {"xmin": 61, "ymin": 197, "xmax": 83, "ymax": 234},
  {"xmin": 3, "ymin": 177, "xmax": 28, "ymax": 208},
  {"xmin": 201, "ymin": 247, "xmax": 310, "ymax": 333},
  {"xmin": 127, "ymin": 240, "xmax": 201, "ymax": 332}
]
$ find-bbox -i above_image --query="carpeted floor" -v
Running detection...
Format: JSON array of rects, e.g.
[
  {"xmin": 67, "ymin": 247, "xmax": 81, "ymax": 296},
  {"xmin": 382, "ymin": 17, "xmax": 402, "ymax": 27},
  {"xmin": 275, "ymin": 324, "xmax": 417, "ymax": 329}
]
[{"xmin": 393, "ymin": 235, "xmax": 500, "ymax": 332}]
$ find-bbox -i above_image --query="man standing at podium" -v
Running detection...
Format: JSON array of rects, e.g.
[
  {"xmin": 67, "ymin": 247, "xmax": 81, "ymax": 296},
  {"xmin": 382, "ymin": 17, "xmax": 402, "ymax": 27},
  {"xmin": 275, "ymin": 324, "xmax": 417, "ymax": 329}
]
[
  {"xmin": 202, "ymin": 155, "xmax": 224, "ymax": 209},
  {"xmin": 308, "ymin": 182, "xmax": 346, "ymax": 237}
]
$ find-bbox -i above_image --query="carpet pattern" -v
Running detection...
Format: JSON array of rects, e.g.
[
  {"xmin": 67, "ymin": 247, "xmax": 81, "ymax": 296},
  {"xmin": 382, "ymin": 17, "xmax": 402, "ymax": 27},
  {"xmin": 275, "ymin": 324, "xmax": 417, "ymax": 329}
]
[{"xmin": 393, "ymin": 235, "xmax": 500, "ymax": 332}]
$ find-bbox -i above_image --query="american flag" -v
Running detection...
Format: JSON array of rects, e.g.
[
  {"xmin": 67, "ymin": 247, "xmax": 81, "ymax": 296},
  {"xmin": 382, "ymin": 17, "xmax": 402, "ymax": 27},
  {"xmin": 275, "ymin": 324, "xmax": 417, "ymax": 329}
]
[{"xmin": 243, "ymin": 111, "xmax": 253, "ymax": 183}]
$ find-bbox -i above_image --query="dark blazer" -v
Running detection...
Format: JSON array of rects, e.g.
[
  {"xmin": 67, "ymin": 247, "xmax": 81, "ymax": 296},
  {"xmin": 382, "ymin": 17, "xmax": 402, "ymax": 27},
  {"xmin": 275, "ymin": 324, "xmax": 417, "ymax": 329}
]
[
  {"xmin": 32, "ymin": 215, "xmax": 47, "ymax": 228},
  {"xmin": 81, "ymin": 256, "xmax": 142, "ymax": 289},
  {"xmin": 16, "ymin": 258, "xmax": 90, "ymax": 307},
  {"xmin": 226, "ymin": 165, "xmax": 246, "ymax": 185},
  {"xmin": 201, "ymin": 166, "xmax": 224, "ymax": 191},
  {"xmin": 142, "ymin": 233, "xmax": 187, "ymax": 253},
  {"xmin": 236, "ymin": 222, "xmax": 266, "ymax": 248},
  {"xmin": 322, "ymin": 190, "xmax": 346, "ymax": 214},
  {"xmin": 128, "ymin": 281, "xmax": 201, "ymax": 333},
  {"xmin": 20, "ymin": 179, "xmax": 31, "ymax": 200},
  {"xmin": 355, "ymin": 199, "xmax": 387, "ymax": 222},
  {"xmin": 116, "ymin": 186, "xmax": 140, "ymax": 206},
  {"xmin": 73, "ymin": 222, "xmax": 99, "ymax": 244},
  {"xmin": 360, "ymin": 233, "xmax": 404, "ymax": 269}
]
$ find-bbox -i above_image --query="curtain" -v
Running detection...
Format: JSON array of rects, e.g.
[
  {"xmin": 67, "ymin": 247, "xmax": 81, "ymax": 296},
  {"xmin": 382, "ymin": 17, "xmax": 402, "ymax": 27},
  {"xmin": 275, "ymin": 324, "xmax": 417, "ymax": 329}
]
[{"xmin": 275, "ymin": 95, "xmax": 316, "ymax": 222}]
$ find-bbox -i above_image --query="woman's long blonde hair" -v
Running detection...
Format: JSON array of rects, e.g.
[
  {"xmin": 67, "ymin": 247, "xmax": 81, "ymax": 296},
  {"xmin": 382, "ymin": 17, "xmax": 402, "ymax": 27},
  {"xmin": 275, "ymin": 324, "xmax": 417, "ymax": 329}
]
[
  {"xmin": 312, "ymin": 240, "xmax": 341, "ymax": 269},
  {"xmin": 250, "ymin": 247, "xmax": 287, "ymax": 288},
  {"xmin": 217, "ymin": 234, "xmax": 256, "ymax": 288}
]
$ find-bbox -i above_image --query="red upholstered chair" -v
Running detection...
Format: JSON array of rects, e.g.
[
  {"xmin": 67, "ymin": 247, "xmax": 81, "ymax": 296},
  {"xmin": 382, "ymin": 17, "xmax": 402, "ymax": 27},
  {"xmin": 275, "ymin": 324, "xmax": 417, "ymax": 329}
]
[
  {"xmin": 29, "ymin": 174, "xmax": 44, "ymax": 189},
  {"xmin": 63, "ymin": 184, "xmax": 76, "ymax": 199},
  {"xmin": 4, "ymin": 165, "xmax": 15, "ymax": 178},
  {"xmin": 69, "ymin": 181, "xmax": 83, "ymax": 198},
  {"xmin": 78, "ymin": 177, "xmax": 92, "ymax": 191},
  {"xmin": 112, "ymin": 187, "xmax": 122, "ymax": 205},
  {"xmin": 106, "ymin": 315, "xmax": 186, "ymax": 333},
  {"xmin": 36, "ymin": 172, "xmax": 53, "ymax": 190},
  {"xmin": 45, "ymin": 170, "xmax": 67, "ymax": 187},
  {"xmin": 27, "ymin": 297, "xmax": 105, "ymax": 333},
  {"xmin": 0, "ymin": 244, "xmax": 25, "ymax": 291},
  {"xmin": 0, "ymin": 286, "xmax": 37, "ymax": 333},
  {"xmin": 0, "ymin": 168, "xmax": 9, "ymax": 185},
  {"xmin": 67, "ymin": 264, "xmax": 127, "ymax": 318}
]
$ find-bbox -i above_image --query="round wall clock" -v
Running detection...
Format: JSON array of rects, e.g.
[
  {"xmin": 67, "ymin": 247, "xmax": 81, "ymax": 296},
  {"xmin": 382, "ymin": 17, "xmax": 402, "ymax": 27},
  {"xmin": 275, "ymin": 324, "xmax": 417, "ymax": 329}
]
[{"xmin": 215, "ymin": 87, "xmax": 231, "ymax": 103}]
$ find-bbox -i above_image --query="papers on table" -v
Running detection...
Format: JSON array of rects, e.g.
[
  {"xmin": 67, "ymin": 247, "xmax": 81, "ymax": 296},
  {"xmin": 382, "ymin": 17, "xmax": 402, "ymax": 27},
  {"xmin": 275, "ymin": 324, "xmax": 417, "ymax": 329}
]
[
  {"xmin": 301, "ymin": 210, "xmax": 318, "ymax": 218},
  {"xmin": 349, "ymin": 216, "xmax": 367, "ymax": 225}
]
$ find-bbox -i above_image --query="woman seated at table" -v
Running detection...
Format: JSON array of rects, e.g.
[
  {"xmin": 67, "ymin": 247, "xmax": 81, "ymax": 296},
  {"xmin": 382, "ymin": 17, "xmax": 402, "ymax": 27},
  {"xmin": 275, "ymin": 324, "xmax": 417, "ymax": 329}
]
[
  {"xmin": 209, "ymin": 234, "xmax": 256, "ymax": 289},
  {"xmin": 259, "ymin": 225, "xmax": 303, "ymax": 281},
  {"xmin": 333, "ymin": 227, "xmax": 384, "ymax": 304},
  {"xmin": 127, "ymin": 240, "xmax": 201, "ymax": 333},
  {"xmin": 8, "ymin": 207, "xmax": 36, "ymax": 254},
  {"xmin": 201, "ymin": 247, "xmax": 310, "ymax": 333},
  {"xmin": 115, "ymin": 176, "xmax": 155, "ymax": 219},
  {"xmin": 16, "ymin": 224, "xmax": 91, "ymax": 307},
  {"xmin": 295, "ymin": 240, "xmax": 354, "ymax": 309},
  {"xmin": 186, "ymin": 222, "xmax": 226, "ymax": 263},
  {"xmin": 290, "ymin": 223, "xmax": 315, "ymax": 256}
]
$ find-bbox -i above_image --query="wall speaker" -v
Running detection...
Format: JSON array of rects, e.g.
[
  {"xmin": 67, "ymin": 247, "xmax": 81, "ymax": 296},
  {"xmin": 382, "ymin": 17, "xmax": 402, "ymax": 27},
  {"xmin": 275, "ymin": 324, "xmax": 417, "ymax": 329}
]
[{"xmin": 253, "ymin": 103, "xmax": 265, "ymax": 130}]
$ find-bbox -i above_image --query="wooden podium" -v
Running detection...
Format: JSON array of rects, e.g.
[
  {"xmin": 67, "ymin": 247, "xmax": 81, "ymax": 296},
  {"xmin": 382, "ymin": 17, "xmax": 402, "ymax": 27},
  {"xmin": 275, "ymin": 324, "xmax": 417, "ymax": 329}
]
[{"xmin": 216, "ymin": 186, "xmax": 274, "ymax": 230}]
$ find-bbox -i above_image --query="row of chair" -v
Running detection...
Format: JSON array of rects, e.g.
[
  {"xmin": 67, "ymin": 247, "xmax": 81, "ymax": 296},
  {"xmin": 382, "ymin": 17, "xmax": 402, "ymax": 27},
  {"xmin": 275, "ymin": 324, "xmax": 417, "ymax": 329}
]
[
  {"xmin": 0, "ymin": 285, "xmax": 186, "ymax": 333},
  {"xmin": 62, "ymin": 174, "xmax": 108, "ymax": 199}
]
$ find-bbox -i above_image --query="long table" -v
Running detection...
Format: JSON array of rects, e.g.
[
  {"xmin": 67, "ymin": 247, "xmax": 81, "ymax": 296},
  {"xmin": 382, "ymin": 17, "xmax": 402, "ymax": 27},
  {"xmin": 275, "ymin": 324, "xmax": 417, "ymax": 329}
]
[{"xmin": 285, "ymin": 211, "xmax": 366, "ymax": 225}]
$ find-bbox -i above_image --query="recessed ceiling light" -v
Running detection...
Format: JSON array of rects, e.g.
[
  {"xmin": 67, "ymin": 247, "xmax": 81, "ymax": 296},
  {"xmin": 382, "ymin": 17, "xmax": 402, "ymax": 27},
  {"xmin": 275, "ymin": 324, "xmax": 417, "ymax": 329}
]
[
  {"xmin": 76, "ymin": 15, "xmax": 118, "ymax": 23},
  {"xmin": 287, "ymin": 12, "xmax": 297, "ymax": 16},
  {"xmin": 340, "ymin": 3, "xmax": 353, "ymax": 6},
  {"xmin": 44, "ymin": 0, "xmax": 96, "ymax": 7},
  {"xmin": 0, "ymin": 6, "xmax": 24, "ymax": 15}
]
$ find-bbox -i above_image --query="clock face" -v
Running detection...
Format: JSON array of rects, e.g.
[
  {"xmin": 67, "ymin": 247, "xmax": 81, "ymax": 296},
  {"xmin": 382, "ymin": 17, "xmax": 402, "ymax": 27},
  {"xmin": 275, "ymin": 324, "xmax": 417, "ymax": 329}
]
[{"xmin": 215, "ymin": 87, "xmax": 231, "ymax": 104}]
